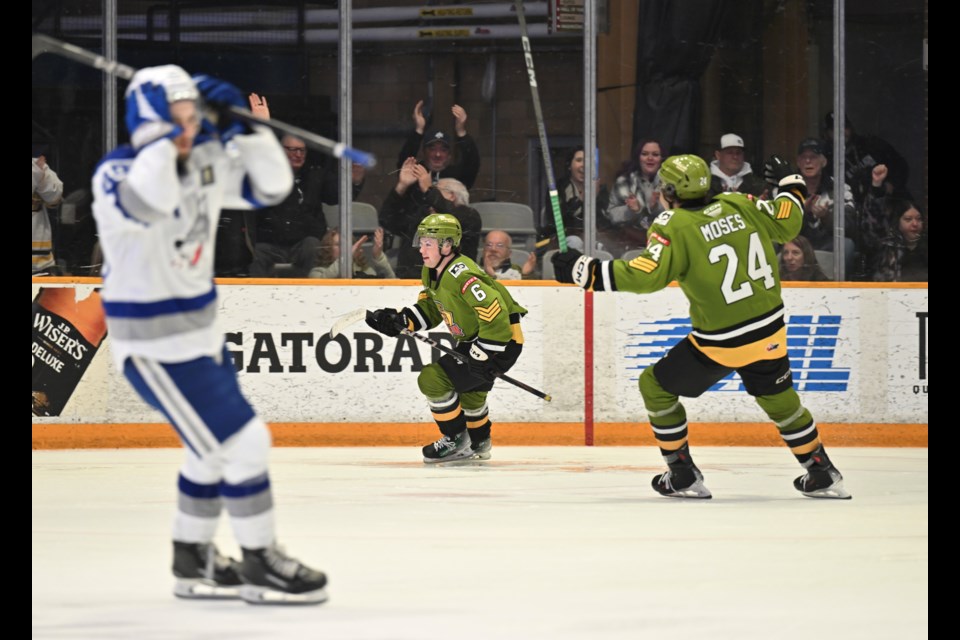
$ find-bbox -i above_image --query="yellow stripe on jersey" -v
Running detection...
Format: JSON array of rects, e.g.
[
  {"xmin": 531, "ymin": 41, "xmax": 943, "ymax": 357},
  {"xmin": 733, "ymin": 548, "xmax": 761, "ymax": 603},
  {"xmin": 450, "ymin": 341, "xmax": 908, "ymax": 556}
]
[
  {"xmin": 689, "ymin": 326, "xmax": 789, "ymax": 368},
  {"xmin": 776, "ymin": 201, "xmax": 792, "ymax": 219},
  {"xmin": 476, "ymin": 299, "xmax": 502, "ymax": 323},
  {"xmin": 511, "ymin": 322, "xmax": 524, "ymax": 344},
  {"xmin": 629, "ymin": 257, "xmax": 658, "ymax": 273}
]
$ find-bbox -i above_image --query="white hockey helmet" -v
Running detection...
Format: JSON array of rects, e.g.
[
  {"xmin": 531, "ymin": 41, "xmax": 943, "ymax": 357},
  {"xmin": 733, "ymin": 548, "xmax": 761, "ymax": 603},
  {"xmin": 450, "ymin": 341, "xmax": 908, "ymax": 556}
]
[{"xmin": 124, "ymin": 64, "xmax": 198, "ymax": 104}]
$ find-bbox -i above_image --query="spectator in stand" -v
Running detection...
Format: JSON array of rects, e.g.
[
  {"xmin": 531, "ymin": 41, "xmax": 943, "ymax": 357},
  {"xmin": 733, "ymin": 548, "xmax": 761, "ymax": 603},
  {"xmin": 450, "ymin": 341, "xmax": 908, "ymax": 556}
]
[
  {"xmin": 56, "ymin": 180, "xmax": 102, "ymax": 277},
  {"xmin": 308, "ymin": 227, "xmax": 396, "ymax": 279},
  {"xmin": 822, "ymin": 111, "xmax": 911, "ymax": 206},
  {"xmin": 481, "ymin": 230, "xmax": 536, "ymax": 280},
  {"xmin": 606, "ymin": 139, "xmax": 666, "ymax": 252},
  {"xmin": 379, "ymin": 157, "xmax": 481, "ymax": 278},
  {"xmin": 871, "ymin": 198, "xmax": 927, "ymax": 282},
  {"xmin": 396, "ymin": 100, "xmax": 480, "ymax": 189},
  {"xmin": 243, "ymin": 93, "xmax": 365, "ymax": 278},
  {"xmin": 708, "ymin": 133, "xmax": 768, "ymax": 198},
  {"xmin": 795, "ymin": 137, "xmax": 857, "ymax": 275},
  {"xmin": 538, "ymin": 144, "xmax": 612, "ymax": 253},
  {"xmin": 779, "ymin": 236, "xmax": 831, "ymax": 282},
  {"xmin": 32, "ymin": 153, "xmax": 64, "ymax": 275},
  {"xmin": 853, "ymin": 163, "xmax": 898, "ymax": 280}
]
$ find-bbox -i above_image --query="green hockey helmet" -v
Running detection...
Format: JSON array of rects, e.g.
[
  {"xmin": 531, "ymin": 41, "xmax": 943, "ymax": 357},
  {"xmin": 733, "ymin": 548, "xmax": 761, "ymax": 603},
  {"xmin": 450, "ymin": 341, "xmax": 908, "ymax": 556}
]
[
  {"xmin": 658, "ymin": 154, "xmax": 711, "ymax": 201},
  {"xmin": 413, "ymin": 213, "xmax": 462, "ymax": 249}
]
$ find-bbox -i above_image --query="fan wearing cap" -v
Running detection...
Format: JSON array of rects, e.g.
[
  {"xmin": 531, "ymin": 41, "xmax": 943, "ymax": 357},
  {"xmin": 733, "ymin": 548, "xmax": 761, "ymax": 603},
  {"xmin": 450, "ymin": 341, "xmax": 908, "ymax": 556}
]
[
  {"xmin": 379, "ymin": 156, "xmax": 482, "ymax": 279},
  {"xmin": 708, "ymin": 133, "xmax": 768, "ymax": 198},
  {"xmin": 795, "ymin": 136, "xmax": 857, "ymax": 271},
  {"xmin": 395, "ymin": 100, "xmax": 481, "ymax": 189}
]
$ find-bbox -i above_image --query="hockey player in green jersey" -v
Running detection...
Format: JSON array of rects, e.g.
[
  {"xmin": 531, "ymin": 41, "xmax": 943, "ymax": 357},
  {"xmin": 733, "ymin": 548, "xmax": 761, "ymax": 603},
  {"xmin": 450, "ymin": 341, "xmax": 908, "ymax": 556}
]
[
  {"xmin": 552, "ymin": 154, "xmax": 850, "ymax": 500},
  {"xmin": 366, "ymin": 213, "xmax": 528, "ymax": 463}
]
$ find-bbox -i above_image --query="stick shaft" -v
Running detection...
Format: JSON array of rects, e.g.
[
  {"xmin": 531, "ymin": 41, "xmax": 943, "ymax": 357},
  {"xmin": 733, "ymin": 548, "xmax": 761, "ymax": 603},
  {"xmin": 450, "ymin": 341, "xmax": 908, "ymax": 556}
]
[
  {"xmin": 328, "ymin": 308, "xmax": 368, "ymax": 338},
  {"xmin": 401, "ymin": 328, "xmax": 551, "ymax": 402},
  {"xmin": 231, "ymin": 107, "xmax": 376, "ymax": 167},
  {"xmin": 32, "ymin": 34, "xmax": 376, "ymax": 168},
  {"xmin": 514, "ymin": 1, "xmax": 567, "ymax": 252}
]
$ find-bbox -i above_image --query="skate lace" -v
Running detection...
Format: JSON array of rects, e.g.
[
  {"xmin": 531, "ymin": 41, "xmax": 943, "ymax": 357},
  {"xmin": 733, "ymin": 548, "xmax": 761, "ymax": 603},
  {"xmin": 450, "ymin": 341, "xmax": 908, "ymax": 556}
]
[
  {"xmin": 265, "ymin": 546, "xmax": 302, "ymax": 579},
  {"xmin": 432, "ymin": 436, "xmax": 455, "ymax": 452},
  {"xmin": 203, "ymin": 544, "xmax": 216, "ymax": 579},
  {"xmin": 204, "ymin": 544, "xmax": 235, "ymax": 572},
  {"xmin": 660, "ymin": 471, "xmax": 675, "ymax": 491}
]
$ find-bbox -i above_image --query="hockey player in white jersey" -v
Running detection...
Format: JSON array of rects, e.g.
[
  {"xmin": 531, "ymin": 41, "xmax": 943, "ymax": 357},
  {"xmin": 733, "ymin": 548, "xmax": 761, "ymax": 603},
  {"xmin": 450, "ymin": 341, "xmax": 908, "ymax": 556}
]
[{"xmin": 91, "ymin": 65, "xmax": 327, "ymax": 605}]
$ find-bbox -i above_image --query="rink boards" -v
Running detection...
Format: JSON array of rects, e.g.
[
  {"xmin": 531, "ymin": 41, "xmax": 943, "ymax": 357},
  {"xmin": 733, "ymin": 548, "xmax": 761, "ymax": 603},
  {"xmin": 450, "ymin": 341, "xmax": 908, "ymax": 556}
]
[{"xmin": 32, "ymin": 278, "xmax": 928, "ymax": 448}]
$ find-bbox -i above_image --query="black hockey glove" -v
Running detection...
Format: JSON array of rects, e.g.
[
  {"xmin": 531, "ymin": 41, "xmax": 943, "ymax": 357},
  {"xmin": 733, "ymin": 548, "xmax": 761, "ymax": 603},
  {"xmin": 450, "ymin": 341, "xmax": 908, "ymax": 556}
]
[
  {"xmin": 467, "ymin": 343, "xmax": 503, "ymax": 383},
  {"xmin": 365, "ymin": 308, "xmax": 408, "ymax": 337},
  {"xmin": 762, "ymin": 154, "xmax": 794, "ymax": 187},
  {"xmin": 552, "ymin": 249, "xmax": 599, "ymax": 290},
  {"xmin": 763, "ymin": 154, "xmax": 808, "ymax": 200}
]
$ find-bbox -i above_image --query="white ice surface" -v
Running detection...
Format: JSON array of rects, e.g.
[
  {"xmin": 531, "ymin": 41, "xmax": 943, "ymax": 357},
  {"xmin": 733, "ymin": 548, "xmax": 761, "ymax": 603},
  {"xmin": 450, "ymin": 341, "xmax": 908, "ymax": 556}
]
[{"xmin": 33, "ymin": 446, "xmax": 928, "ymax": 640}]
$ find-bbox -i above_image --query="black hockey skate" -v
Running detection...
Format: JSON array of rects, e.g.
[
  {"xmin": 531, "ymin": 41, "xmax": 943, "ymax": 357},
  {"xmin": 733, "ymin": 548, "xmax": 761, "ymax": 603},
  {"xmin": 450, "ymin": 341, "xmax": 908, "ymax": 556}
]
[
  {"xmin": 240, "ymin": 545, "xmax": 328, "ymax": 605},
  {"xmin": 172, "ymin": 541, "xmax": 244, "ymax": 600},
  {"xmin": 470, "ymin": 438, "xmax": 492, "ymax": 460},
  {"xmin": 422, "ymin": 430, "xmax": 473, "ymax": 463},
  {"xmin": 652, "ymin": 465, "xmax": 712, "ymax": 499},
  {"xmin": 794, "ymin": 448, "xmax": 851, "ymax": 499}
]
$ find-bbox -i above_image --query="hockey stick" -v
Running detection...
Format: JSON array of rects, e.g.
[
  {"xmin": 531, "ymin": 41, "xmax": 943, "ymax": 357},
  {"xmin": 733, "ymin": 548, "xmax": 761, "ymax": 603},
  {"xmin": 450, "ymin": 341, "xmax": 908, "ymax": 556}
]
[
  {"xmin": 31, "ymin": 33, "xmax": 377, "ymax": 168},
  {"xmin": 514, "ymin": 0, "xmax": 568, "ymax": 252},
  {"xmin": 331, "ymin": 308, "xmax": 551, "ymax": 401},
  {"xmin": 328, "ymin": 307, "xmax": 368, "ymax": 338},
  {"xmin": 399, "ymin": 326, "xmax": 551, "ymax": 402}
]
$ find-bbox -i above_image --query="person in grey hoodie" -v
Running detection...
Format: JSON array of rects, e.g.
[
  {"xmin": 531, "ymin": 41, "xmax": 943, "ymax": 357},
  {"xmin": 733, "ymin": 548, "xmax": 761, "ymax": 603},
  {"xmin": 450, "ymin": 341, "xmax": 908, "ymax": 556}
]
[{"xmin": 707, "ymin": 132, "xmax": 768, "ymax": 198}]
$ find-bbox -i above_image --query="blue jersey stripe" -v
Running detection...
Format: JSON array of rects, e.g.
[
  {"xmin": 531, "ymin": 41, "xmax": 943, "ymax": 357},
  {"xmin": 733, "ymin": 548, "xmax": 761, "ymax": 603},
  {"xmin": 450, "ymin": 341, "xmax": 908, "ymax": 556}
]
[{"xmin": 103, "ymin": 287, "xmax": 217, "ymax": 319}]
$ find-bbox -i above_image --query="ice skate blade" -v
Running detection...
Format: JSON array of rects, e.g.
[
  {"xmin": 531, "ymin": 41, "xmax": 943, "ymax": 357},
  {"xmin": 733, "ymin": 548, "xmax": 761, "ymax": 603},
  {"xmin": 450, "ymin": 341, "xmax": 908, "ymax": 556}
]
[
  {"xmin": 174, "ymin": 579, "xmax": 241, "ymax": 600},
  {"xmin": 422, "ymin": 450, "xmax": 475, "ymax": 464},
  {"xmin": 800, "ymin": 479, "xmax": 852, "ymax": 500},
  {"xmin": 240, "ymin": 585, "xmax": 329, "ymax": 606}
]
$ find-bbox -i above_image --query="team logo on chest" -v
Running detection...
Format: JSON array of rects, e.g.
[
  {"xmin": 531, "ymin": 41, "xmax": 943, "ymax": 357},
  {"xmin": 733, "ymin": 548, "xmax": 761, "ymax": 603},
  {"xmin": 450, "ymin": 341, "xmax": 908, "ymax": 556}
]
[
  {"xmin": 433, "ymin": 300, "xmax": 465, "ymax": 337},
  {"xmin": 200, "ymin": 165, "xmax": 215, "ymax": 186}
]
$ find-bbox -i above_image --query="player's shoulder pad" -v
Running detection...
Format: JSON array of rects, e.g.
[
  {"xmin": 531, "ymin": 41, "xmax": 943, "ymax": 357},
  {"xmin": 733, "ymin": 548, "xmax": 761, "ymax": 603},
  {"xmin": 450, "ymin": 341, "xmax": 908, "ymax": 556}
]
[
  {"xmin": 445, "ymin": 257, "xmax": 483, "ymax": 279},
  {"xmin": 651, "ymin": 209, "xmax": 676, "ymax": 227},
  {"xmin": 95, "ymin": 145, "xmax": 137, "ymax": 171},
  {"xmin": 92, "ymin": 145, "xmax": 137, "ymax": 186}
]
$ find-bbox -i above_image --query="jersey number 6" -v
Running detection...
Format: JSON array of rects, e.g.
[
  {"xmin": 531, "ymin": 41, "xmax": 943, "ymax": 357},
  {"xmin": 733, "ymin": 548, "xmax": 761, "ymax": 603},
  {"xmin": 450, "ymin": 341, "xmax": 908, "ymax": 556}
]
[{"xmin": 471, "ymin": 283, "xmax": 487, "ymax": 301}]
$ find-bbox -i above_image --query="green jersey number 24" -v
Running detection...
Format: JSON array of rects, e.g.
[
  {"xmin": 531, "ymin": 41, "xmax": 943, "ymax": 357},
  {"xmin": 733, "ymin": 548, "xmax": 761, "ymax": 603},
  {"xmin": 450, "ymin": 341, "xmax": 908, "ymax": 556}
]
[{"xmin": 708, "ymin": 232, "xmax": 775, "ymax": 304}]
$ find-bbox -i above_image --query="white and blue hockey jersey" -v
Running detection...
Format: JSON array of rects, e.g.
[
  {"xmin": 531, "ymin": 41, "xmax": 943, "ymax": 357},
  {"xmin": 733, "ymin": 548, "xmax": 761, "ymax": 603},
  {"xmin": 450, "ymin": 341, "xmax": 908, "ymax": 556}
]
[{"xmin": 91, "ymin": 126, "xmax": 292, "ymax": 366}]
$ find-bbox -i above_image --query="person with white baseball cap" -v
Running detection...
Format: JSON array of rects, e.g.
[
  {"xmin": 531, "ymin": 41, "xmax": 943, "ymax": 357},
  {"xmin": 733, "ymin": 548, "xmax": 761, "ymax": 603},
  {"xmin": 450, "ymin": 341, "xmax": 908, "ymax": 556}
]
[{"xmin": 708, "ymin": 132, "xmax": 768, "ymax": 197}]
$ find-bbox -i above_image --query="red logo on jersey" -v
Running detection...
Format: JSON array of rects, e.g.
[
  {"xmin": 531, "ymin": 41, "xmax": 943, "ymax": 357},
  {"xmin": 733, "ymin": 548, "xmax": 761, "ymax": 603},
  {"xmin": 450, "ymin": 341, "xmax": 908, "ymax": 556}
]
[
  {"xmin": 766, "ymin": 342, "xmax": 780, "ymax": 352},
  {"xmin": 649, "ymin": 231, "xmax": 670, "ymax": 246},
  {"xmin": 460, "ymin": 276, "xmax": 478, "ymax": 294}
]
